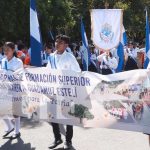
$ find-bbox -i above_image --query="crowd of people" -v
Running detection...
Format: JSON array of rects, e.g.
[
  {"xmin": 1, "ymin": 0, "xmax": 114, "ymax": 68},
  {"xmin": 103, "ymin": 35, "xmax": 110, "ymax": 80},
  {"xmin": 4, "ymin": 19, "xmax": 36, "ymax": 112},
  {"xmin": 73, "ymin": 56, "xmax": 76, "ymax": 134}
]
[
  {"xmin": 0, "ymin": 38, "xmax": 145, "ymax": 74},
  {"xmin": 0, "ymin": 34, "xmax": 150, "ymax": 149}
]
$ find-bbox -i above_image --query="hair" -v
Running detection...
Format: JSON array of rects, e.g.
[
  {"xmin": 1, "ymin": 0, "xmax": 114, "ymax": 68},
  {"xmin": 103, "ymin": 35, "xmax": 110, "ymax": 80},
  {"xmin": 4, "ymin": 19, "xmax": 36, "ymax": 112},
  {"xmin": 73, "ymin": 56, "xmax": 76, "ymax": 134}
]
[
  {"xmin": 0, "ymin": 41, "xmax": 3, "ymax": 47},
  {"xmin": 17, "ymin": 43, "xmax": 25, "ymax": 50},
  {"xmin": 109, "ymin": 52, "xmax": 113, "ymax": 58},
  {"xmin": 4, "ymin": 42, "xmax": 17, "ymax": 57},
  {"xmin": 45, "ymin": 42, "xmax": 53, "ymax": 49},
  {"xmin": 55, "ymin": 34, "xmax": 70, "ymax": 44}
]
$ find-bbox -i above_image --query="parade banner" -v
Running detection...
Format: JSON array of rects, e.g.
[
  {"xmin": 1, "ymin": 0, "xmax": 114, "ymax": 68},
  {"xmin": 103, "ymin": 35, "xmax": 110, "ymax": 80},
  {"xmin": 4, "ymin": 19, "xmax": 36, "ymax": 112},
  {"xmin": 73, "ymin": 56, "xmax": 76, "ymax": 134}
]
[
  {"xmin": 91, "ymin": 9, "xmax": 123, "ymax": 51},
  {"xmin": 0, "ymin": 68, "xmax": 150, "ymax": 133}
]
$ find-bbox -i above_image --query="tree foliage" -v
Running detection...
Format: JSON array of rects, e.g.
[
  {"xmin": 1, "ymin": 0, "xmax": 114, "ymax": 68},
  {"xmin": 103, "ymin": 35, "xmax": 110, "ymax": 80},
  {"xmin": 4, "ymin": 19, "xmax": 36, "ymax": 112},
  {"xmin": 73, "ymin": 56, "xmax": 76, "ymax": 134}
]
[
  {"xmin": 69, "ymin": 104, "xmax": 94, "ymax": 123},
  {"xmin": 0, "ymin": 0, "xmax": 150, "ymax": 45}
]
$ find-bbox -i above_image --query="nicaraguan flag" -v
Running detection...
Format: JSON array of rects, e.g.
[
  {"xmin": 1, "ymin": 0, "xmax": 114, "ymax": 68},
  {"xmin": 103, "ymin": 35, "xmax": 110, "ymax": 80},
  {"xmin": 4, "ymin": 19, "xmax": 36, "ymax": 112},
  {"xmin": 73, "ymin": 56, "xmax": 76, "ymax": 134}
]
[
  {"xmin": 81, "ymin": 18, "xmax": 91, "ymax": 71},
  {"xmin": 30, "ymin": 0, "xmax": 42, "ymax": 67},
  {"xmin": 116, "ymin": 26, "xmax": 127, "ymax": 72},
  {"xmin": 144, "ymin": 10, "xmax": 150, "ymax": 69}
]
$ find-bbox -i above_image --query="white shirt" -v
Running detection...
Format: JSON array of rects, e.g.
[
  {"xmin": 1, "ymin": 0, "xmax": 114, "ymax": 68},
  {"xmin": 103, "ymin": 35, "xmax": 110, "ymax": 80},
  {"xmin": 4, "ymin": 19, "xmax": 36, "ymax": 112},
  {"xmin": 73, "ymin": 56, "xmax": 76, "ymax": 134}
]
[
  {"xmin": 47, "ymin": 50, "xmax": 81, "ymax": 72},
  {"xmin": 1, "ymin": 56, "xmax": 23, "ymax": 71},
  {"xmin": 90, "ymin": 53, "xmax": 97, "ymax": 61},
  {"xmin": 66, "ymin": 47, "xmax": 73, "ymax": 55},
  {"xmin": 42, "ymin": 51, "xmax": 50, "ymax": 65},
  {"xmin": 0, "ymin": 54, "xmax": 4, "ymax": 63},
  {"xmin": 97, "ymin": 53, "xmax": 118, "ymax": 70},
  {"xmin": 125, "ymin": 48, "xmax": 137, "ymax": 59}
]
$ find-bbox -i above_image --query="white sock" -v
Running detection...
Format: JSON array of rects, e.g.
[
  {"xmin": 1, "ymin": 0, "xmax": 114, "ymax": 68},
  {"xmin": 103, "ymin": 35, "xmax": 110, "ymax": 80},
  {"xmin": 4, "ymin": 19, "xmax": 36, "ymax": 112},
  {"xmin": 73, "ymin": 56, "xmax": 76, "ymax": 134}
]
[
  {"xmin": 14, "ymin": 117, "xmax": 20, "ymax": 134},
  {"xmin": 3, "ymin": 119, "xmax": 14, "ymax": 132}
]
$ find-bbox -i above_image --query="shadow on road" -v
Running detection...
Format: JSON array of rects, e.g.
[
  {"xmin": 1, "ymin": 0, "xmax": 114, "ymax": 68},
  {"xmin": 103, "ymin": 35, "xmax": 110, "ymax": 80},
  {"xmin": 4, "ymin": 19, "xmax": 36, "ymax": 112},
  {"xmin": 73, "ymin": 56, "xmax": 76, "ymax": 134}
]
[
  {"xmin": 21, "ymin": 117, "xmax": 43, "ymax": 129},
  {"xmin": 0, "ymin": 137, "xmax": 35, "ymax": 150},
  {"xmin": 53, "ymin": 145, "xmax": 76, "ymax": 150}
]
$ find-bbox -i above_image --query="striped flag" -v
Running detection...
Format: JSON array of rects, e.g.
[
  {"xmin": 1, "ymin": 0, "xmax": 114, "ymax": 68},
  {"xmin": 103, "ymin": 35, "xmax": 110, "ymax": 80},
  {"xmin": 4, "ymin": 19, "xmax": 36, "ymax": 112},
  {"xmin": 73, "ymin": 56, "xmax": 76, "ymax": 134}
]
[
  {"xmin": 81, "ymin": 18, "xmax": 91, "ymax": 71},
  {"xmin": 116, "ymin": 26, "xmax": 127, "ymax": 72},
  {"xmin": 30, "ymin": 0, "xmax": 42, "ymax": 67},
  {"xmin": 144, "ymin": 9, "xmax": 150, "ymax": 69}
]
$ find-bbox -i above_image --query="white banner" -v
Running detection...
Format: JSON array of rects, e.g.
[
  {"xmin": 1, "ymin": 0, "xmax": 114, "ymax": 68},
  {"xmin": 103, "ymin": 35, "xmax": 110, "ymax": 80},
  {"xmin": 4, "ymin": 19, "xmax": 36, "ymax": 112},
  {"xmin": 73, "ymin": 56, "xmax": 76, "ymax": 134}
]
[
  {"xmin": 91, "ymin": 9, "xmax": 123, "ymax": 51},
  {"xmin": 0, "ymin": 68, "xmax": 150, "ymax": 133}
]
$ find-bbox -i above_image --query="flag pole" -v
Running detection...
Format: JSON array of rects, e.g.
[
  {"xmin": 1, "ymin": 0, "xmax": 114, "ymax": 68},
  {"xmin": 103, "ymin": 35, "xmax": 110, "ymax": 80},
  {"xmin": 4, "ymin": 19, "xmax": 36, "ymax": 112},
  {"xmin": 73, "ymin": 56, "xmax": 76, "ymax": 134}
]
[{"xmin": 104, "ymin": 1, "xmax": 109, "ymax": 9}]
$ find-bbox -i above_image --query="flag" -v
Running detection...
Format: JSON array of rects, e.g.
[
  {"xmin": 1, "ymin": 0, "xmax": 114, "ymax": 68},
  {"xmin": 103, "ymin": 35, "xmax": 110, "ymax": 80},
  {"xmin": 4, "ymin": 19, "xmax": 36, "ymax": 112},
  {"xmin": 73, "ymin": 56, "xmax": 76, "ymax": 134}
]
[
  {"xmin": 81, "ymin": 18, "xmax": 91, "ymax": 71},
  {"xmin": 144, "ymin": 10, "xmax": 150, "ymax": 69},
  {"xmin": 30, "ymin": 0, "xmax": 42, "ymax": 67},
  {"xmin": 116, "ymin": 26, "xmax": 127, "ymax": 72},
  {"xmin": 91, "ymin": 9, "xmax": 123, "ymax": 51}
]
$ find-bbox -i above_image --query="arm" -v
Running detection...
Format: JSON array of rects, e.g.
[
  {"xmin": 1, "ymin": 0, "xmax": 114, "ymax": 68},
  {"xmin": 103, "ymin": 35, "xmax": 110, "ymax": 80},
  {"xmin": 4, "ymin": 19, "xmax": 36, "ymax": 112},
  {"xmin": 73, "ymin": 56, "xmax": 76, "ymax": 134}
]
[
  {"xmin": 97, "ymin": 52, "xmax": 106, "ymax": 62},
  {"xmin": 107, "ymin": 57, "xmax": 118, "ymax": 69}
]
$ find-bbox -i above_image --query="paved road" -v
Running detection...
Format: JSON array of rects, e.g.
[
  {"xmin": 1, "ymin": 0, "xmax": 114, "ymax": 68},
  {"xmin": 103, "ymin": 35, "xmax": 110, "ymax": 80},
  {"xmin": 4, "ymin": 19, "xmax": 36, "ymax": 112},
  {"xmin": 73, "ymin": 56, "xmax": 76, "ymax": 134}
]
[{"xmin": 0, "ymin": 118, "xmax": 149, "ymax": 150}]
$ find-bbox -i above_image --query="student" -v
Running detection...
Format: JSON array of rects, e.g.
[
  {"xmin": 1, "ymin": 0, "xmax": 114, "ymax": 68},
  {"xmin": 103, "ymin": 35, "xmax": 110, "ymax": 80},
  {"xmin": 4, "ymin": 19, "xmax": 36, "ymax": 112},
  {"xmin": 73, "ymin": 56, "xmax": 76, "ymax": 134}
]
[
  {"xmin": 42, "ymin": 42, "xmax": 53, "ymax": 66},
  {"xmin": 47, "ymin": 35, "xmax": 81, "ymax": 150},
  {"xmin": 2, "ymin": 42, "xmax": 23, "ymax": 139},
  {"xmin": 0, "ymin": 42, "xmax": 4, "ymax": 63},
  {"xmin": 97, "ymin": 51, "xmax": 118, "ymax": 75}
]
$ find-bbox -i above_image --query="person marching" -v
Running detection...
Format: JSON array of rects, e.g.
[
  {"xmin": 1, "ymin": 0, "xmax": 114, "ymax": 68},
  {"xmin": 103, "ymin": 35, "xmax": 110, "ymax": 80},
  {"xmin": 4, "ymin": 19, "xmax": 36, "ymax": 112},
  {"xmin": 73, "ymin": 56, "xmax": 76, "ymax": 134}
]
[
  {"xmin": 47, "ymin": 35, "xmax": 81, "ymax": 149},
  {"xmin": 124, "ymin": 41, "xmax": 138, "ymax": 71},
  {"xmin": 2, "ymin": 42, "xmax": 23, "ymax": 139},
  {"xmin": 0, "ymin": 42, "xmax": 4, "ymax": 63},
  {"xmin": 97, "ymin": 51, "xmax": 118, "ymax": 75},
  {"xmin": 42, "ymin": 42, "xmax": 53, "ymax": 66}
]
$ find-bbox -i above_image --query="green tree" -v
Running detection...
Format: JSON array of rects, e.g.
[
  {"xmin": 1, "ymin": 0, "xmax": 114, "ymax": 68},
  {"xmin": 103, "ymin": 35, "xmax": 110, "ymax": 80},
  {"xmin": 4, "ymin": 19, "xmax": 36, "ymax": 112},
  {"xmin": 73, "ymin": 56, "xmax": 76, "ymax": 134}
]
[
  {"xmin": 0, "ymin": 0, "xmax": 150, "ymax": 45},
  {"xmin": 69, "ymin": 104, "xmax": 94, "ymax": 123}
]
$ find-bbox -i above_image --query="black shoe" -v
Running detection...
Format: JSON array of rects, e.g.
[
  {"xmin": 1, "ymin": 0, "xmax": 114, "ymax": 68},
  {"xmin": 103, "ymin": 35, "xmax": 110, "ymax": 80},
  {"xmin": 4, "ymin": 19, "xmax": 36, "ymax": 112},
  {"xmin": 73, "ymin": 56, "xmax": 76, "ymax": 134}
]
[
  {"xmin": 49, "ymin": 139, "xmax": 63, "ymax": 149},
  {"xmin": 63, "ymin": 141, "xmax": 72, "ymax": 150},
  {"xmin": 3, "ymin": 128, "xmax": 14, "ymax": 138},
  {"xmin": 10, "ymin": 132, "xmax": 21, "ymax": 140}
]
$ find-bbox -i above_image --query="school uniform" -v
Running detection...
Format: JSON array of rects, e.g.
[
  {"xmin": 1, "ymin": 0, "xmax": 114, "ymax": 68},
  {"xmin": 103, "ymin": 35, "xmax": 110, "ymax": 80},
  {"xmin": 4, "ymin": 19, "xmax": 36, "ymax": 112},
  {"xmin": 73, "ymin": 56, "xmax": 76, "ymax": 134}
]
[
  {"xmin": 1, "ymin": 56, "xmax": 23, "ymax": 71},
  {"xmin": 97, "ymin": 53, "xmax": 118, "ymax": 75},
  {"xmin": 47, "ymin": 50, "xmax": 81, "ymax": 72},
  {"xmin": 89, "ymin": 53, "xmax": 98, "ymax": 72},
  {"xmin": 42, "ymin": 51, "xmax": 50, "ymax": 66},
  {"xmin": 124, "ymin": 54, "xmax": 138, "ymax": 71},
  {"xmin": 47, "ymin": 50, "xmax": 81, "ymax": 148},
  {"xmin": 2, "ymin": 56, "xmax": 23, "ymax": 138},
  {"xmin": 0, "ymin": 53, "xmax": 4, "ymax": 64}
]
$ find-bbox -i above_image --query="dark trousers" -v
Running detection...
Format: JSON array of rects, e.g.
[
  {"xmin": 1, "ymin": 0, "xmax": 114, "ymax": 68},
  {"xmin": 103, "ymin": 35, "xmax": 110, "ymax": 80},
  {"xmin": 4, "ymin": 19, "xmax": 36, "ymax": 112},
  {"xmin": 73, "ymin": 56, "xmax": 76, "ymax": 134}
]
[
  {"xmin": 51, "ymin": 123, "xmax": 73, "ymax": 143},
  {"xmin": 102, "ymin": 68, "xmax": 112, "ymax": 75}
]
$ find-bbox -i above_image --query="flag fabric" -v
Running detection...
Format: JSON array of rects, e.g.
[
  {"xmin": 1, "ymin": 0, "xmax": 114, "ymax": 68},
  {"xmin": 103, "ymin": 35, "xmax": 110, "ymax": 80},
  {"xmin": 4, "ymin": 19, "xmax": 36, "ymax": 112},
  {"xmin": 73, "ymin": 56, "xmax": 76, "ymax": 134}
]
[
  {"xmin": 91, "ymin": 9, "xmax": 123, "ymax": 51},
  {"xmin": 81, "ymin": 18, "xmax": 91, "ymax": 71},
  {"xmin": 30, "ymin": 0, "xmax": 42, "ymax": 67},
  {"xmin": 116, "ymin": 26, "xmax": 127, "ymax": 72},
  {"xmin": 144, "ymin": 10, "xmax": 150, "ymax": 69}
]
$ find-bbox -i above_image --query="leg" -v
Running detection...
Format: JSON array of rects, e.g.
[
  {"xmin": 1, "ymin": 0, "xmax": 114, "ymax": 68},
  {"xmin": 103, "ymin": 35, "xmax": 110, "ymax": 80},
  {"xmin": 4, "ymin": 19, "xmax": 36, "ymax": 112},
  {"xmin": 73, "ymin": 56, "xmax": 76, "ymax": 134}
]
[
  {"xmin": 64, "ymin": 125, "xmax": 73, "ymax": 149},
  {"xmin": 3, "ymin": 116, "xmax": 14, "ymax": 137},
  {"xmin": 3, "ymin": 118, "xmax": 14, "ymax": 132},
  {"xmin": 49, "ymin": 123, "xmax": 63, "ymax": 149},
  {"xmin": 51, "ymin": 123, "xmax": 61, "ymax": 140},
  {"xmin": 14, "ymin": 116, "xmax": 20, "ymax": 134},
  {"xmin": 10, "ymin": 116, "xmax": 21, "ymax": 139},
  {"xmin": 66, "ymin": 125, "xmax": 73, "ymax": 143}
]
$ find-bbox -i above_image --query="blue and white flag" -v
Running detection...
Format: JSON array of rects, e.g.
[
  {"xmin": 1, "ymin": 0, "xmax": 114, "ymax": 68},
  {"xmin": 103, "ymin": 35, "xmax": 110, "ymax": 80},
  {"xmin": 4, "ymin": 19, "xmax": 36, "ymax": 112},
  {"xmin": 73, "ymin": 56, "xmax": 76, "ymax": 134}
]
[
  {"xmin": 81, "ymin": 18, "xmax": 91, "ymax": 71},
  {"xmin": 116, "ymin": 26, "xmax": 127, "ymax": 72},
  {"xmin": 30, "ymin": 0, "xmax": 42, "ymax": 67},
  {"xmin": 144, "ymin": 10, "xmax": 150, "ymax": 69}
]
